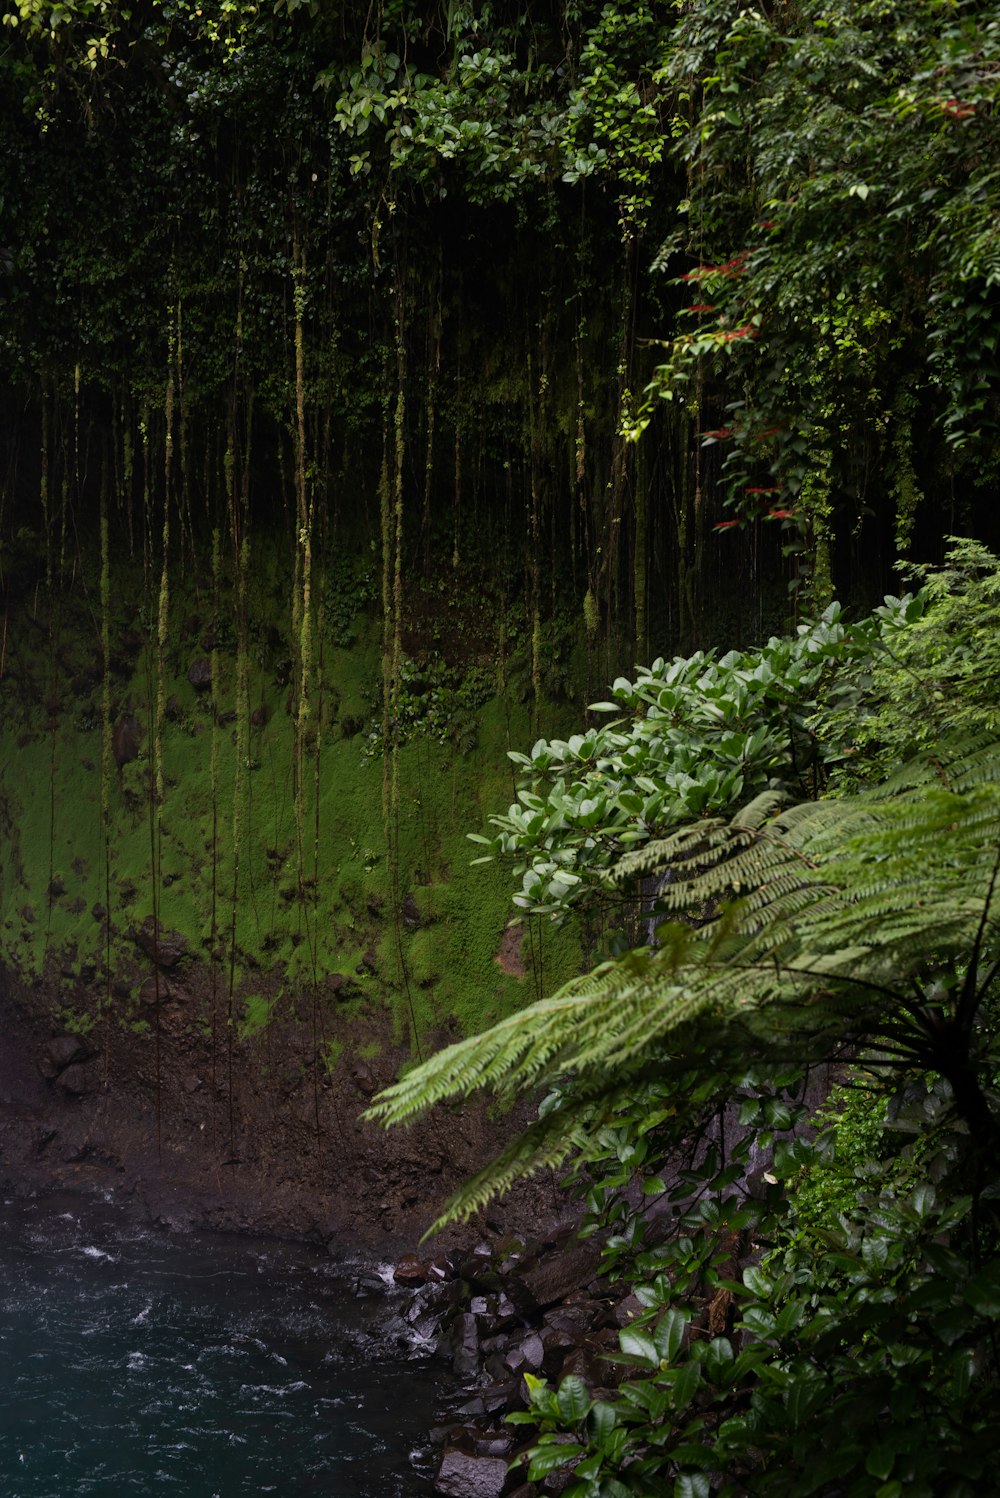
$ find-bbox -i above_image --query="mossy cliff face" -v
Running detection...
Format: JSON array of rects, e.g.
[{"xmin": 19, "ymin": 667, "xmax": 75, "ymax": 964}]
[{"xmin": 0, "ymin": 530, "xmax": 582, "ymax": 1239}]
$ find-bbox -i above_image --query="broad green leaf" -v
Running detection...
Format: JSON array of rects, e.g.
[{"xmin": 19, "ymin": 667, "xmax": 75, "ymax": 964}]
[
  {"xmin": 672, "ymin": 1358, "xmax": 702, "ymax": 1409},
  {"xmin": 654, "ymin": 1307, "xmax": 688, "ymax": 1363},
  {"xmin": 674, "ymin": 1474, "xmax": 711, "ymax": 1498},
  {"xmin": 704, "ymin": 1336, "xmax": 735, "ymax": 1385},
  {"xmin": 557, "ymin": 1374, "xmax": 592, "ymax": 1424},
  {"xmin": 619, "ymin": 1329, "xmax": 659, "ymax": 1368}
]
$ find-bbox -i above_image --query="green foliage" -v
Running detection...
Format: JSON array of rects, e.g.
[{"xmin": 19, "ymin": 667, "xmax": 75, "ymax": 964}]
[
  {"xmin": 372, "ymin": 732, "xmax": 1000, "ymax": 1228},
  {"xmin": 820, "ymin": 538, "xmax": 1000, "ymax": 787},
  {"xmin": 471, "ymin": 602, "xmax": 891, "ymax": 917},
  {"xmin": 327, "ymin": 0, "xmax": 676, "ymax": 224},
  {"xmin": 363, "ymin": 654, "xmax": 496, "ymax": 758},
  {"xmin": 641, "ymin": 0, "xmax": 1000, "ymax": 584},
  {"xmin": 511, "ymin": 1073, "xmax": 1000, "ymax": 1496},
  {"xmin": 369, "ymin": 540, "xmax": 1000, "ymax": 1486}
]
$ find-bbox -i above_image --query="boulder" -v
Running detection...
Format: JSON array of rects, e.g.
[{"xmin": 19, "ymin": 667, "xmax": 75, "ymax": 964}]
[
  {"xmin": 112, "ymin": 713, "xmax": 143, "ymax": 767},
  {"xmin": 433, "ymin": 1448, "xmax": 508, "ymax": 1498},
  {"xmin": 38, "ymin": 1033, "xmax": 88, "ymax": 1080},
  {"xmin": 348, "ymin": 1059, "xmax": 377, "ymax": 1096},
  {"xmin": 54, "ymin": 1062, "xmax": 97, "ymax": 1096},
  {"xmin": 451, "ymin": 1311, "xmax": 481, "ymax": 1378},
  {"xmin": 133, "ymin": 915, "xmax": 188, "ymax": 967},
  {"xmin": 393, "ymin": 1254, "xmax": 430, "ymax": 1287},
  {"xmin": 503, "ymin": 1331, "xmax": 544, "ymax": 1375},
  {"xmin": 187, "ymin": 656, "xmax": 212, "ymax": 691},
  {"xmin": 325, "ymin": 972, "xmax": 358, "ymax": 1003},
  {"xmin": 506, "ymin": 1240, "xmax": 601, "ymax": 1314}
]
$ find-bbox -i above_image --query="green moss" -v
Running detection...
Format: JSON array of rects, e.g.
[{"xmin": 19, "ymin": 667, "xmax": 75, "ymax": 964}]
[{"xmin": 0, "ymin": 543, "xmax": 584, "ymax": 1063}]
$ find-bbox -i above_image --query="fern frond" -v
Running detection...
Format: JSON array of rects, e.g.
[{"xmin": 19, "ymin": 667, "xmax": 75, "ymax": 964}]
[{"xmin": 371, "ymin": 736, "xmax": 1000, "ymax": 1227}]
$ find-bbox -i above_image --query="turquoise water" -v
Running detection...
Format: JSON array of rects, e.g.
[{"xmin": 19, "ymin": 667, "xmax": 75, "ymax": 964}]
[{"xmin": 0, "ymin": 1194, "xmax": 446, "ymax": 1497}]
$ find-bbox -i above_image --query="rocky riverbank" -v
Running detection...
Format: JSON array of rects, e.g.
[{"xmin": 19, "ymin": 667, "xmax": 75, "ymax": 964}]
[
  {"xmin": 391, "ymin": 1222, "xmax": 647, "ymax": 1498},
  {"xmin": 0, "ymin": 960, "xmax": 559, "ymax": 1251}
]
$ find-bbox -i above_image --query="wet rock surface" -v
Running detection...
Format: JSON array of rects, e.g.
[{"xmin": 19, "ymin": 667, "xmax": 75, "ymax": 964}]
[
  {"xmin": 0, "ymin": 960, "xmax": 562, "ymax": 1255},
  {"xmin": 386, "ymin": 1221, "xmax": 636, "ymax": 1498},
  {"xmin": 112, "ymin": 713, "xmax": 143, "ymax": 768},
  {"xmin": 132, "ymin": 915, "xmax": 189, "ymax": 967}
]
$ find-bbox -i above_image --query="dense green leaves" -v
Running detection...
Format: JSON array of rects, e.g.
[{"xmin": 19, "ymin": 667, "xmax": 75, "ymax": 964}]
[{"xmin": 474, "ymin": 601, "xmax": 893, "ymax": 917}]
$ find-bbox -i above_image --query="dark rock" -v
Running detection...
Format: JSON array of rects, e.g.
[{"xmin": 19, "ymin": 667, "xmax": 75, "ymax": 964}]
[
  {"xmin": 540, "ymin": 1327, "xmax": 577, "ymax": 1376},
  {"xmin": 402, "ymin": 892, "xmax": 423, "ymax": 930},
  {"xmin": 48, "ymin": 875, "xmax": 65, "ymax": 898},
  {"xmin": 503, "ymin": 1331, "xmax": 545, "ymax": 1375},
  {"xmin": 451, "ymin": 1311, "xmax": 480, "ymax": 1378},
  {"xmin": 19, "ymin": 903, "xmax": 35, "ymax": 924},
  {"xmin": 138, "ymin": 970, "xmax": 163, "ymax": 1006},
  {"xmin": 187, "ymin": 656, "xmax": 212, "ymax": 691},
  {"xmin": 558, "ymin": 1345, "xmax": 602, "ymax": 1390},
  {"xmin": 91, "ymin": 903, "xmax": 106, "ymax": 921},
  {"xmin": 250, "ymin": 703, "xmax": 269, "ymax": 728},
  {"xmin": 603, "ymin": 1291, "xmax": 645, "ymax": 1329},
  {"xmin": 433, "ymin": 1448, "xmax": 508, "ymax": 1498},
  {"xmin": 134, "ymin": 915, "xmax": 188, "ymax": 968},
  {"xmin": 325, "ymin": 972, "xmax": 357, "ymax": 1003},
  {"xmin": 458, "ymin": 1245, "xmax": 501, "ymax": 1292},
  {"xmin": 472, "ymin": 1431, "xmax": 515, "ymax": 1459},
  {"xmin": 393, "ymin": 1254, "xmax": 430, "ymax": 1287},
  {"xmin": 340, "ymin": 715, "xmax": 362, "ymax": 739},
  {"xmin": 38, "ymin": 1034, "xmax": 88, "ymax": 1079},
  {"xmin": 348, "ymin": 1059, "xmax": 377, "ymax": 1096},
  {"xmin": 165, "ymin": 694, "xmax": 184, "ymax": 722},
  {"xmin": 69, "ymin": 896, "xmax": 87, "ymax": 915},
  {"xmin": 112, "ymin": 713, "xmax": 143, "ymax": 767},
  {"xmin": 507, "ymin": 1241, "xmax": 601, "ymax": 1314},
  {"xmin": 55, "ymin": 1063, "xmax": 97, "ymax": 1096}
]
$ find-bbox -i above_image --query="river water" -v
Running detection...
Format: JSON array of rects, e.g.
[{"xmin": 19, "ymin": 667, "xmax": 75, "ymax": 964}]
[{"xmin": 0, "ymin": 1192, "xmax": 448, "ymax": 1497}]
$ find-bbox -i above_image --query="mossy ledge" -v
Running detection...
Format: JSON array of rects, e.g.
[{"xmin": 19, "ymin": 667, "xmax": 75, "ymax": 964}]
[{"xmin": 0, "ymin": 532, "xmax": 582, "ymax": 1242}]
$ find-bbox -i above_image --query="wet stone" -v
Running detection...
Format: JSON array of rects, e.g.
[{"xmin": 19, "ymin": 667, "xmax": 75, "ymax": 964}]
[
  {"xmin": 503, "ymin": 1331, "xmax": 544, "ymax": 1374},
  {"xmin": 38, "ymin": 1034, "xmax": 88, "ymax": 1079},
  {"xmin": 55, "ymin": 1063, "xmax": 96, "ymax": 1096},
  {"xmin": 507, "ymin": 1241, "xmax": 601, "ymax": 1313},
  {"xmin": 393, "ymin": 1254, "xmax": 430, "ymax": 1287},
  {"xmin": 133, "ymin": 915, "xmax": 188, "ymax": 968},
  {"xmin": 187, "ymin": 656, "xmax": 212, "ymax": 691},
  {"xmin": 433, "ymin": 1448, "xmax": 508, "ymax": 1498},
  {"xmin": 112, "ymin": 713, "xmax": 143, "ymax": 768},
  {"xmin": 451, "ymin": 1311, "xmax": 480, "ymax": 1378}
]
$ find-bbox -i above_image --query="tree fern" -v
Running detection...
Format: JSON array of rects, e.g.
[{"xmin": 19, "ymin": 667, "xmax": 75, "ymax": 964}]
[{"xmin": 370, "ymin": 736, "xmax": 1000, "ymax": 1223}]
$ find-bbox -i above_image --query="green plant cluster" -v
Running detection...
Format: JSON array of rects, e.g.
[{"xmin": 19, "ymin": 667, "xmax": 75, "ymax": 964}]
[
  {"xmin": 642, "ymin": 0, "xmax": 1000, "ymax": 584},
  {"xmin": 371, "ymin": 542, "xmax": 1000, "ymax": 1492},
  {"xmin": 363, "ymin": 654, "xmax": 496, "ymax": 759},
  {"xmin": 514, "ymin": 1072, "xmax": 999, "ymax": 1497},
  {"xmin": 470, "ymin": 600, "xmax": 914, "ymax": 917}
]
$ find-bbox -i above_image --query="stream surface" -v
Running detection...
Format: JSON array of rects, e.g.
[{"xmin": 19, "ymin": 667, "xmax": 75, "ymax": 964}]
[{"xmin": 0, "ymin": 1192, "xmax": 447, "ymax": 1497}]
